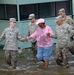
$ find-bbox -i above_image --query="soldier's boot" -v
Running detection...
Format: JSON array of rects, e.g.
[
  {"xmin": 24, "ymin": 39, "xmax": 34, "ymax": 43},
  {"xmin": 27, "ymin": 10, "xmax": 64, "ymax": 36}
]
[
  {"xmin": 33, "ymin": 50, "xmax": 37, "ymax": 58},
  {"xmin": 10, "ymin": 58, "xmax": 17, "ymax": 69},
  {"xmin": 12, "ymin": 61, "xmax": 17, "ymax": 69},
  {"xmin": 6, "ymin": 60, "xmax": 12, "ymax": 66},
  {"xmin": 62, "ymin": 58, "xmax": 69, "ymax": 68},
  {"xmin": 6, "ymin": 60, "xmax": 14, "ymax": 69},
  {"xmin": 56, "ymin": 58, "xmax": 63, "ymax": 66}
]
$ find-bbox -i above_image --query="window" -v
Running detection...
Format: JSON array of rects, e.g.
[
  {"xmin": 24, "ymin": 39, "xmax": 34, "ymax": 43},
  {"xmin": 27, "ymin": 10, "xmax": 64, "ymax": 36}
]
[
  {"xmin": 20, "ymin": 0, "xmax": 72, "ymax": 20},
  {"xmin": 0, "ymin": 0, "xmax": 72, "ymax": 21},
  {"xmin": 0, "ymin": 4, "xmax": 17, "ymax": 20},
  {"xmin": 0, "ymin": 4, "xmax": 5, "ymax": 20},
  {"xmin": 55, "ymin": 1, "xmax": 72, "ymax": 16},
  {"xmin": 19, "ymin": 4, "xmax": 37, "ymax": 20},
  {"xmin": 6, "ymin": 5, "xmax": 17, "ymax": 20},
  {"xmin": 38, "ymin": 3, "xmax": 50, "ymax": 18}
]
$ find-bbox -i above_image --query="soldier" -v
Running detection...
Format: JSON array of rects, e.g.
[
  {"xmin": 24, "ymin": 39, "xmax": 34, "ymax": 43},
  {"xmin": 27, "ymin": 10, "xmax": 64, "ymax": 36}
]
[
  {"xmin": 0, "ymin": 18, "xmax": 26, "ymax": 69},
  {"xmin": 58, "ymin": 8, "xmax": 74, "ymax": 55},
  {"xmin": 58, "ymin": 8, "xmax": 74, "ymax": 26},
  {"xmin": 26, "ymin": 14, "xmax": 38, "ymax": 58},
  {"xmin": 53, "ymin": 16, "xmax": 74, "ymax": 68}
]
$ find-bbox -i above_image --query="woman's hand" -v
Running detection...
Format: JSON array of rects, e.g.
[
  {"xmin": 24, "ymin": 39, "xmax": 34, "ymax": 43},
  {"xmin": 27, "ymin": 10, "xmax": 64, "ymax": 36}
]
[{"xmin": 47, "ymin": 33, "xmax": 51, "ymax": 36}]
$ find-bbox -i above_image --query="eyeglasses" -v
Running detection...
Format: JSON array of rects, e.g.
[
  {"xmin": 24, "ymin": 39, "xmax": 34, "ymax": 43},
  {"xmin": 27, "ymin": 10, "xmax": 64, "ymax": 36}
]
[
  {"xmin": 10, "ymin": 21, "xmax": 16, "ymax": 23},
  {"xmin": 12, "ymin": 22, "xmax": 16, "ymax": 23}
]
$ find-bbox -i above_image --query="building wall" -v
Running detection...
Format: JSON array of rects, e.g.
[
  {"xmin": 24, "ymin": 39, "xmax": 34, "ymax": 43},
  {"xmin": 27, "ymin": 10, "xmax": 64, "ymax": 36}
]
[
  {"xmin": 72, "ymin": 0, "xmax": 74, "ymax": 16},
  {"xmin": 18, "ymin": 18, "xmax": 57, "ymax": 48},
  {"xmin": 0, "ymin": 0, "xmax": 68, "ymax": 4},
  {"xmin": 17, "ymin": 0, "xmax": 67, "ymax": 5},
  {"xmin": 0, "ymin": 0, "xmax": 17, "ymax": 4},
  {"xmin": 0, "ymin": 18, "xmax": 57, "ymax": 48},
  {"xmin": 0, "ymin": 0, "xmax": 73, "ymax": 48},
  {"xmin": 0, "ymin": 20, "xmax": 9, "ymax": 45}
]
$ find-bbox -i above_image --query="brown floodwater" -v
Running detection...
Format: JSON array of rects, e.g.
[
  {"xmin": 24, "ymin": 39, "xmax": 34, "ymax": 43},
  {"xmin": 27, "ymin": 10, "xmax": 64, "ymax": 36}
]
[{"xmin": 0, "ymin": 44, "xmax": 74, "ymax": 75}]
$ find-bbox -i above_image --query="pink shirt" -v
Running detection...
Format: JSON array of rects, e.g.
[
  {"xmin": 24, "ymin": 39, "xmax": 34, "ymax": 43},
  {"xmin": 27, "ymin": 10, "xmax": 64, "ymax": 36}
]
[{"xmin": 29, "ymin": 26, "xmax": 54, "ymax": 47}]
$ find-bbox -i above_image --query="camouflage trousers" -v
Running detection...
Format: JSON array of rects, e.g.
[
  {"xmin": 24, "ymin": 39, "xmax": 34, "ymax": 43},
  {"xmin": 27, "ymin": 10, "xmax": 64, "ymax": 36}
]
[
  {"xmin": 68, "ymin": 39, "xmax": 74, "ymax": 55},
  {"xmin": 55, "ymin": 43, "xmax": 68, "ymax": 66},
  {"xmin": 31, "ymin": 41, "xmax": 37, "ymax": 58},
  {"xmin": 4, "ymin": 50, "xmax": 18, "ymax": 68}
]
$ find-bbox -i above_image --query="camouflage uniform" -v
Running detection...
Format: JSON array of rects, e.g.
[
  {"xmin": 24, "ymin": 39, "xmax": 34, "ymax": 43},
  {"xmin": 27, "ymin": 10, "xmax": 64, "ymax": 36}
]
[
  {"xmin": 62, "ymin": 16, "xmax": 74, "ymax": 26},
  {"xmin": 55, "ymin": 23, "xmax": 74, "ymax": 67},
  {"xmin": 63, "ymin": 16, "xmax": 74, "ymax": 54},
  {"xmin": 58, "ymin": 8, "xmax": 74, "ymax": 26},
  {"xmin": 27, "ymin": 22, "xmax": 38, "ymax": 57},
  {"xmin": 0, "ymin": 27, "xmax": 25, "ymax": 68}
]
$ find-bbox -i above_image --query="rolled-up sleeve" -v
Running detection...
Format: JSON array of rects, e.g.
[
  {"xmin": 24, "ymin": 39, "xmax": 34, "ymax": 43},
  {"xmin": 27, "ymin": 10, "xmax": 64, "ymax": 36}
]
[
  {"xmin": 17, "ymin": 30, "xmax": 25, "ymax": 42},
  {"xmin": 0, "ymin": 30, "xmax": 5, "ymax": 41}
]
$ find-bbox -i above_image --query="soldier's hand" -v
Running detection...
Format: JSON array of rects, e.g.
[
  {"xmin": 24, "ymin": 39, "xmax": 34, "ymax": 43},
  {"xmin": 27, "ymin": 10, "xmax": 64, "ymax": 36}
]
[{"xmin": 24, "ymin": 38, "xmax": 28, "ymax": 41}]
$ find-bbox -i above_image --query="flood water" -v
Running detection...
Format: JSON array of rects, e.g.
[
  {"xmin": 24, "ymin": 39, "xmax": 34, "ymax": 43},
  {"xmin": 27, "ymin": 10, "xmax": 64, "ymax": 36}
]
[{"xmin": 0, "ymin": 44, "xmax": 74, "ymax": 75}]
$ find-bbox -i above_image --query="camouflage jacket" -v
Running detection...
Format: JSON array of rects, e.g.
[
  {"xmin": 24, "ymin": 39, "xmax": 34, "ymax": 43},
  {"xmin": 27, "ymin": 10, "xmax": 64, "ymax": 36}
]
[
  {"xmin": 27, "ymin": 21, "xmax": 38, "ymax": 43},
  {"xmin": 0, "ymin": 27, "xmax": 25, "ymax": 50},
  {"xmin": 63, "ymin": 16, "xmax": 74, "ymax": 26},
  {"xmin": 54, "ymin": 23, "xmax": 74, "ymax": 47}
]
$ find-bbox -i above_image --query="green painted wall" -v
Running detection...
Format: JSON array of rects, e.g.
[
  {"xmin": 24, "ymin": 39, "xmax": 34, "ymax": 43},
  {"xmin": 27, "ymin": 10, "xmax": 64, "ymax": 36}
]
[
  {"xmin": 72, "ymin": 0, "xmax": 74, "ymax": 15},
  {"xmin": 0, "ymin": 18, "xmax": 57, "ymax": 48},
  {"xmin": 0, "ymin": 0, "xmax": 73, "ymax": 48},
  {"xmin": 17, "ymin": 15, "xmax": 74, "ymax": 48},
  {"xmin": 18, "ymin": 16, "xmax": 74, "ymax": 48},
  {"xmin": 0, "ymin": 0, "xmax": 67, "ymax": 4},
  {"xmin": 17, "ymin": 18, "xmax": 57, "ymax": 48},
  {"xmin": 0, "ymin": 0, "xmax": 17, "ymax": 4},
  {"xmin": 0, "ymin": 20, "xmax": 9, "ymax": 45},
  {"xmin": 18, "ymin": 0, "xmax": 68, "ymax": 5}
]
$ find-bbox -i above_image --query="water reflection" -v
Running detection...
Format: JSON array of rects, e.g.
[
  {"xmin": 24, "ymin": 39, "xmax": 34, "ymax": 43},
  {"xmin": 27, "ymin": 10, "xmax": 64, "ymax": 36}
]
[{"xmin": 0, "ymin": 46, "xmax": 74, "ymax": 75}]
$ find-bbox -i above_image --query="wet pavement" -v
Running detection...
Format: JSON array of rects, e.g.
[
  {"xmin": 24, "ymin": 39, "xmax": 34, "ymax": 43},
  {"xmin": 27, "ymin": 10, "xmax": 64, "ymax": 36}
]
[{"xmin": 0, "ymin": 44, "xmax": 74, "ymax": 75}]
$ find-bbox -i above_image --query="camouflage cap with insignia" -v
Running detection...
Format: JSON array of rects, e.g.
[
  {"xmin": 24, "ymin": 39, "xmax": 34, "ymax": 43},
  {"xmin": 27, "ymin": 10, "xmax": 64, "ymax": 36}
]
[
  {"xmin": 55, "ymin": 16, "xmax": 63, "ymax": 22},
  {"xmin": 9, "ymin": 18, "xmax": 16, "ymax": 22},
  {"xmin": 58, "ymin": 8, "xmax": 65, "ymax": 14},
  {"xmin": 28, "ymin": 14, "xmax": 35, "ymax": 20}
]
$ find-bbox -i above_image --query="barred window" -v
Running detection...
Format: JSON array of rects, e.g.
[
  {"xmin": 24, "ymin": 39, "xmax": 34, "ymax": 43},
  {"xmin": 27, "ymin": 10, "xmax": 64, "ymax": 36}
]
[
  {"xmin": 0, "ymin": 4, "xmax": 17, "ymax": 20},
  {"xmin": 19, "ymin": 1, "xmax": 72, "ymax": 20},
  {"xmin": 0, "ymin": 0, "xmax": 72, "ymax": 21}
]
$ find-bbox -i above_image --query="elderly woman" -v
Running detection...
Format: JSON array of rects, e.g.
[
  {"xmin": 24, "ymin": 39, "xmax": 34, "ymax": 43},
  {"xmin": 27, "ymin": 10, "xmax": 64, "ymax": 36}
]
[{"xmin": 27, "ymin": 18, "xmax": 54, "ymax": 69}]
